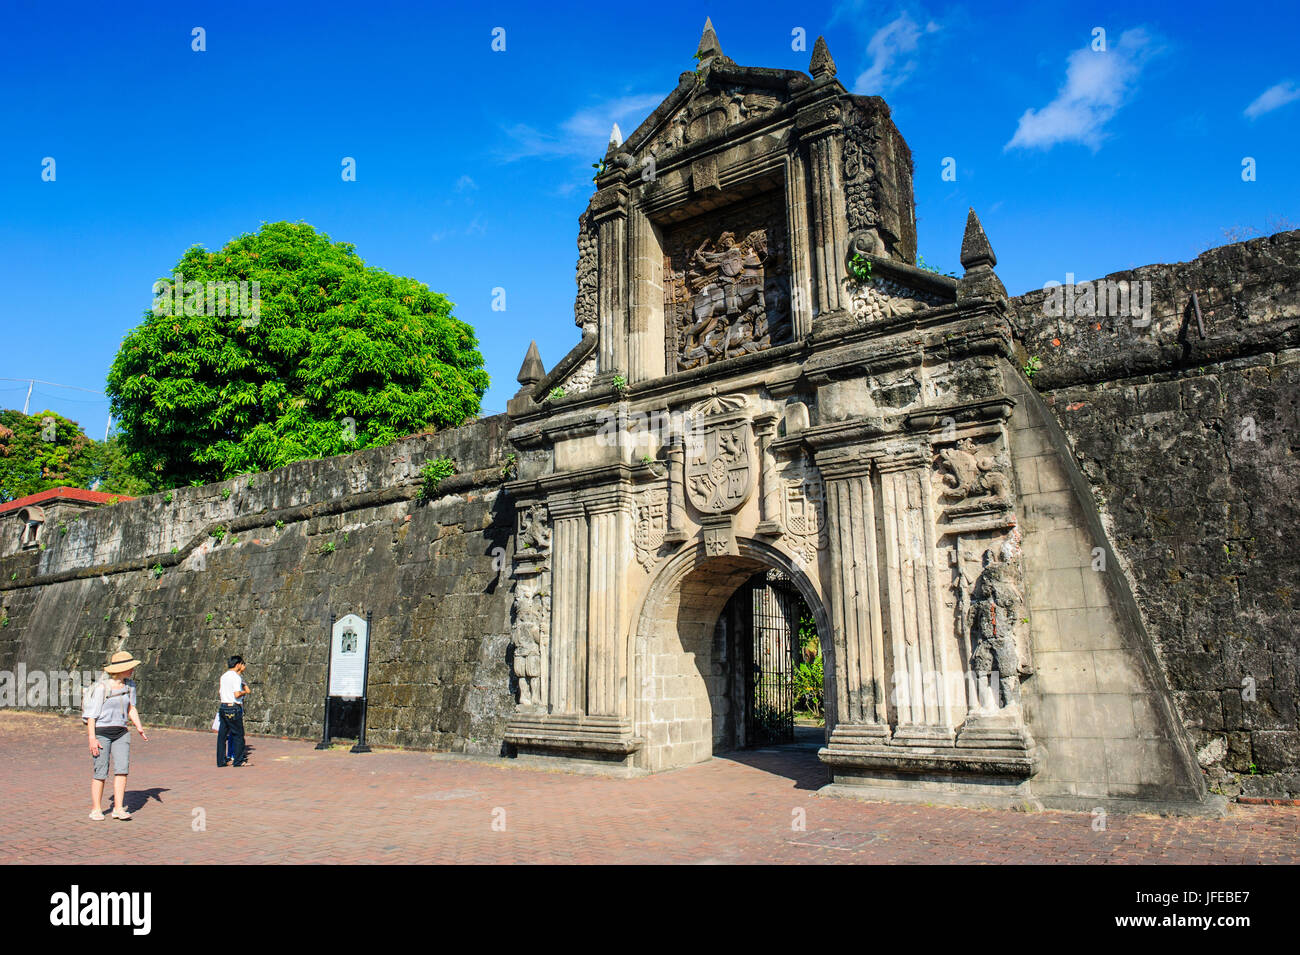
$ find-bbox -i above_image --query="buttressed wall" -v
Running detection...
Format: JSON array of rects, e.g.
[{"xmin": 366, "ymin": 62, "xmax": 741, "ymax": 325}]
[{"xmin": 1, "ymin": 24, "xmax": 1295, "ymax": 809}]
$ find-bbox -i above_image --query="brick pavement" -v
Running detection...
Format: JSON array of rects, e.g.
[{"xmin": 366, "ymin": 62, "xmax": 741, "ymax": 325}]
[{"xmin": 2, "ymin": 711, "xmax": 1296, "ymax": 864}]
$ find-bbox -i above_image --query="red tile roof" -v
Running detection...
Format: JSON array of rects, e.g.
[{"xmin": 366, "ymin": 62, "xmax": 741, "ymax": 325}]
[{"xmin": 0, "ymin": 486, "xmax": 136, "ymax": 516}]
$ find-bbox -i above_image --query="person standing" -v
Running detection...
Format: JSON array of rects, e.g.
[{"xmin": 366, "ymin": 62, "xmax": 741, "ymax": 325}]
[
  {"xmin": 217, "ymin": 655, "xmax": 250, "ymax": 767},
  {"xmin": 83, "ymin": 650, "xmax": 149, "ymax": 820}
]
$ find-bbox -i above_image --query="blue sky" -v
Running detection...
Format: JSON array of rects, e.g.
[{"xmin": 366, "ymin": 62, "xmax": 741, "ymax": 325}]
[{"xmin": 2, "ymin": 0, "xmax": 1297, "ymax": 432}]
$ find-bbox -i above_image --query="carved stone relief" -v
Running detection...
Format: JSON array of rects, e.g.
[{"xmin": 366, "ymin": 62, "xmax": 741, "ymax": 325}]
[
  {"xmin": 645, "ymin": 84, "xmax": 784, "ymax": 160},
  {"xmin": 511, "ymin": 574, "xmax": 549, "ymax": 709},
  {"xmin": 633, "ymin": 486, "xmax": 668, "ymax": 570},
  {"xmin": 663, "ymin": 192, "xmax": 792, "ymax": 371},
  {"xmin": 684, "ymin": 394, "xmax": 754, "ymax": 515},
  {"xmin": 782, "ymin": 470, "xmax": 828, "ymax": 567},
  {"xmin": 967, "ymin": 551, "xmax": 1027, "ymax": 712},
  {"xmin": 841, "ymin": 109, "xmax": 879, "ymax": 234},
  {"xmin": 510, "ymin": 501, "xmax": 552, "ymax": 709},
  {"xmin": 932, "ymin": 436, "xmax": 1012, "ymax": 512},
  {"xmin": 845, "ymin": 275, "xmax": 946, "ymax": 324},
  {"xmin": 562, "ymin": 354, "xmax": 599, "ymax": 394},
  {"xmin": 574, "ymin": 211, "xmax": 598, "ymax": 333},
  {"xmin": 516, "ymin": 503, "xmax": 552, "ymax": 559}
]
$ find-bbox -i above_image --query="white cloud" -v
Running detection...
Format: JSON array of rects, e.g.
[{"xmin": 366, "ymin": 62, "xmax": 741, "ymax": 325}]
[
  {"xmin": 561, "ymin": 94, "xmax": 663, "ymax": 142},
  {"xmin": 500, "ymin": 93, "xmax": 664, "ymax": 161},
  {"xmin": 1006, "ymin": 28, "xmax": 1160, "ymax": 152},
  {"xmin": 1244, "ymin": 80, "xmax": 1300, "ymax": 120},
  {"xmin": 454, "ymin": 175, "xmax": 477, "ymax": 192},
  {"xmin": 851, "ymin": 13, "xmax": 941, "ymax": 94}
]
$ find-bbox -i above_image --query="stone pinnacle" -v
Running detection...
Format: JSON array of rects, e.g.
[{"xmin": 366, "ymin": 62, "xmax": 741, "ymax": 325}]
[
  {"xmin": 517, "ymin": 341, "xmax": 544, "ymax": 387},
  {"xmin": 960, "ymin": 207, "xmax": 997, "ymax": 271},
  {"xmin": 809, "ymin": 36, "xmax": 836, "ymax": 79},
  {"xmin": 697, "ymin": 17, "xmax": 722, "ymax": 62}
]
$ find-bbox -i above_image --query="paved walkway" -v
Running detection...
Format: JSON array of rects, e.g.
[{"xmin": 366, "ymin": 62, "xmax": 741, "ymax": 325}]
[{"xmin": 2, "ymin": 711, "xmax": 1295, "ymax": 864}]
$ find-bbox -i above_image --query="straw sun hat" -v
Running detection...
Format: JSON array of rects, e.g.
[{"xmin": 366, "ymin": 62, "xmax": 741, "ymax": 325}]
[{"xmin": 104, "ymin": 650, "xmax": 142, "ymax": 674}]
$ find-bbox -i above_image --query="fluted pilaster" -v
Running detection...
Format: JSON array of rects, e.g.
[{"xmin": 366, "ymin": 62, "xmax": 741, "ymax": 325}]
[
  {"xmin": 548, "ymin": 499, "xmax": 589, "ymax": 713},
  {"xmin": 784, "ymin": 149, "xmax": 814, "ymax": 335}
]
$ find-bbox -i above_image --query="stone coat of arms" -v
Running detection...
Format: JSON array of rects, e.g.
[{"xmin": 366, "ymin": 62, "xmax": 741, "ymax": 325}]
[
  {"xmin": 783, "ymin": 474, "xmax": 828, "ymax": 566},
  {"xmin": 633, "ymin": 487, "xmax": 668, "ymax": 570},
  {"xmin": 685, "ymin": 407, "xmax": 754, "ymax": 515}
]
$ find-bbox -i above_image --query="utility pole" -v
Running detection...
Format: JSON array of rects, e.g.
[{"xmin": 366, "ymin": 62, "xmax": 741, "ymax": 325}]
[{"xmin": 22, "ymin": 379, "xmax": 33, "ymax": 415}]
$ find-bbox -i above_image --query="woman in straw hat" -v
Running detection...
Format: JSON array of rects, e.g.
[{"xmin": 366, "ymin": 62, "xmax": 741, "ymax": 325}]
[{"xmin": 83, "ymin": 650, "xmax": 149, "ymax": 821}]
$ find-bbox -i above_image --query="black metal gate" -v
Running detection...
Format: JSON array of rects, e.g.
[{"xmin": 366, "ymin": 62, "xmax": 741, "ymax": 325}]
[{"xmin": 746, "ymin": 572, "xmax": 800, "ymax": 745}]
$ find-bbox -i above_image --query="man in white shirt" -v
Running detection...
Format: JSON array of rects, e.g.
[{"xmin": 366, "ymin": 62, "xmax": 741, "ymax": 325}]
[{"xmin": 217, "ymin": 655, "xmax": 250, "ymax": 767}]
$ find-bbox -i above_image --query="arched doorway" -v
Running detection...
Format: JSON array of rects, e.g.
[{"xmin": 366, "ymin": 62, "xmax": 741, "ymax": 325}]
[
  {"xmin": 631, "ymin": 540, "xmax": 833, "ymax": 773},
  {"xmin": 717, "ymin": 569, "xmax": 821, "ymax": 748}
]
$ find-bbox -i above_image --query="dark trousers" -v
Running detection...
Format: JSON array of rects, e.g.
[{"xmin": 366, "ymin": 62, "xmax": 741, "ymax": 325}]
[
  {"xmin": 225, "ymin": 704, "xmax": 243, "ymax": 759},
  {"xmin": 217, "ymin": 704, "xmax": 246, "ymax": 766}
]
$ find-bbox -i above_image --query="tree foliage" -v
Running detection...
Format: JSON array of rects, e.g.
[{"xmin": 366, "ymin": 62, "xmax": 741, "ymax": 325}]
[
  {"xmin": 106, "ymin": 222, "xmax": 489, "ymax": 489},
  {"xmin": 0, "ymin": 410, "xmax": 148, "ymax": 502}
]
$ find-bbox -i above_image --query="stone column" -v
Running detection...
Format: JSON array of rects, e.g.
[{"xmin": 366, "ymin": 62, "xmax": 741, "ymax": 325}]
[
  {"xmin": 755, "ymin": 413, "xmax": 782, "ymax": 536},
  {"xmin": 585, "ymin": 495, "xmax": 628, "ymax": 717},
  {"xmin": 547, "ymin": 497, "xmax": 589, "ymax": 714},
  {"xmin": 593, "ymin": 188, "xmax": 629, "ymax": 376},
  {"xmin": 820, "ymin": 454, "xmax": 889, "ymax": 733},
  {"xmin": 877, "ymin": 448, "xmax": 955, "ymax": 744},
  {"xmin": 806, "ymin": 131, "xmax": 849, "ymax": 317},
  {"xmin": 784, "ymin": 149, "xmax": 814, "ymax": 336},
  {"xmin": 627, "ymin": 207, "xmax": 664, "ymax": 384},
  {"xmin": 663, "ymin": 434, "xmax": 687, "ymax": 543}
]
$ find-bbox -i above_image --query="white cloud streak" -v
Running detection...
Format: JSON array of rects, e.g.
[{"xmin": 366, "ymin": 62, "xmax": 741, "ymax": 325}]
[
  {"xmin": 851, "ymin": 13, "xmax": 941, "ymax": 94},
  {"xmin": 500, "ymin": 93, "xmax": 665, "ymax": 161},
  {"xmin": 1244, "ymin": 80, "xmax": 1300, "ymax": 120},
  {"xmin": 1006, "ymin": 28, "xmax": 1160, "ymax": 152}
]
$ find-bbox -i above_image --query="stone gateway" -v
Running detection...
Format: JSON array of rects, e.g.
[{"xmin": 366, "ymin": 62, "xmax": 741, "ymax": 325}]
[{"xmin": 497, "ymin": 22, "xmax": 1215, "ymax": 810}]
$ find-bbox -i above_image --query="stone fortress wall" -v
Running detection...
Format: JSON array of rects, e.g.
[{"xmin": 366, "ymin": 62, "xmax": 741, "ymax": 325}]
[
  {"xmin": 1009, "ymin": 229, "xmax": 1300, "ymax": 798},
  {"xmin": 0, "ymin": 417, "xmax": 519, "ymax": 753}
]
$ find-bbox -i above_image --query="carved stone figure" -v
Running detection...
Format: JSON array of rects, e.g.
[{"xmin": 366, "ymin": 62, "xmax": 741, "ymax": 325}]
[
  {"xmin": 663, "ymin": 192, "xmax": 792, "ymax": 371},
  {"xmin": 511, "ymin": 575, "xmax": 548, "ymax": 708},
  {"xmin": 968, "ymin": 552, "xmax": 1024, "ymax": 711},
  {"xmin": 679, "ymin": 230, "xmax": 775, "ymax": 369},
  {"xmin": 933, "ymin": 438, "xmax": 1011, "ymax": 504},
  {"xmin": 517, "ymin": 504, "xmax": 552, "ymax": 556}
]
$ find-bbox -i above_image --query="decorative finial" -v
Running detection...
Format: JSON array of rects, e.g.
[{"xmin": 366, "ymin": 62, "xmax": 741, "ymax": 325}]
[
  {"xmin": 809, "ymin": 36, "xmax": 836, "ymax": 79},
  {"xmin": 517, "ymin": 341, "xmax": 545, "ymax": 387},
  {"xmin": 957, "ymin": 208, "xmax": 1007, "ymax": 304},
  {"xmin": 696, "ymin": 17, "xmax": 722, "ymax": 63},
  {"xmin": 960, "ymin": 208, "xmax": 997, "ymax": 271},
  {"xmin": 609, "ymin": 123, "xmax": 623, "ymax": 148}
]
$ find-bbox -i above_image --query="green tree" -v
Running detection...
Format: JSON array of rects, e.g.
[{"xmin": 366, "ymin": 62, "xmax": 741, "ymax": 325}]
[
  {"xmin": 106, "ymin": 221, "xmax": 488, "ymax": 488},
  {"xmin": 0, "ymin": 410, "xmax": 146, "ymax": 502}
]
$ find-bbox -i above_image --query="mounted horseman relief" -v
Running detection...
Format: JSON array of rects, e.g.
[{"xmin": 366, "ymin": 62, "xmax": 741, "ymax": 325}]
[{"xmin": 662, "ymin": 192, "xmax": 793, "ymax": 371}]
